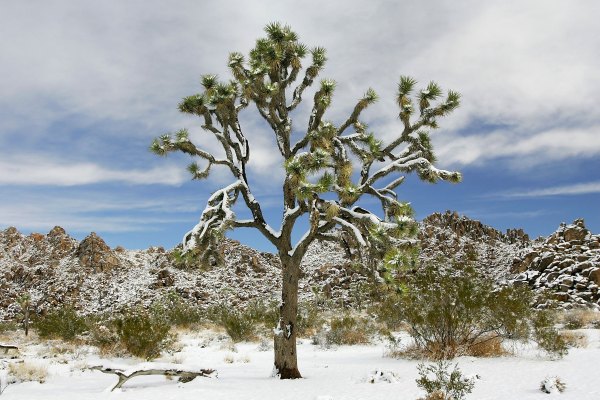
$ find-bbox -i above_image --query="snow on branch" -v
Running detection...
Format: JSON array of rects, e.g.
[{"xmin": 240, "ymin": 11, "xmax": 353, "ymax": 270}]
[{"xmin": 90, "ymin": 363, "xmax": 216, "ymax": 392}]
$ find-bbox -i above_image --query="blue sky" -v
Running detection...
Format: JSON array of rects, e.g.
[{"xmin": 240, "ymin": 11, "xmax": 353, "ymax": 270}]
[{"xmin": 1, "ymin": 0, "xmax": 599, "ymax": 252}]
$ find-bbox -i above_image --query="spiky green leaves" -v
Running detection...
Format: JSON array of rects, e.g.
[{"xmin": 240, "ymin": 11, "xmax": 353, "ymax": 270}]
[
  {"xmin": 149, "ymin": 134, "xmax": 174, "ymax": 156},
  {"xmin": 187, "ymin": 161, "xmax": 211, "ymax": 180},
  {"xmin": 285, "ymin": 148, "xmax": 336, "ymax": 199},
  {"xmin": 397, "ymin": 76, "xmax": 460, "ymax": 128},
  {"xmin": 178, "ymin": 94, "xmax": 206, "ymax": 115}
]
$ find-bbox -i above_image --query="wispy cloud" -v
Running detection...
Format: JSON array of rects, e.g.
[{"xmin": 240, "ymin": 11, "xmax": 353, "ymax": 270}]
[
  {"xmin": 435, "ymin": 126, "xmax": 600, "ymax": 167},
  {"xmin": 0, "ymin": 191, "xmax": 202, "ymax": 233},
  {"xmin": 499, "ymin": 181, "xmax": 600, "ymax": 198},
  {"xmin": 0, "ymin": 155, "xmax": 187, "ymax": 186}
]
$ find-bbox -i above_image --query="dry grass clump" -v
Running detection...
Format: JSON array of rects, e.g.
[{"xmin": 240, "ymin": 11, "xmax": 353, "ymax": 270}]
[
  {"xmin": 561, "ymin": 309, "xmax": 600, "ymax": 329},
  {"xmin": 386, "ymin": 342, "xmax": 431, "ymax": 360},
  {"xmin": 560, "ymin": 330, "xmax": 588, "ymax": 348},
  {"xmin": 8, "ymin": 362, "xmax": 48, "ymax": 384},
  {"xmin": 466, "ymin": 336, "xmax": 509, "ymax": 358}
]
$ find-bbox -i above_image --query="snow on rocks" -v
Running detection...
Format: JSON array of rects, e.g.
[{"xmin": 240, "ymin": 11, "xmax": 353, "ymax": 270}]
[
  {"xmin": 512, "ymin": 219, "xmax": 600, "ymax": 309},
  {"xmin": 540, "ymin": 376, "xmax": 567, "ymax": 394},
  {"xmin": 362, "ymin": 369, "xmax": 401, "ymax": 384}
]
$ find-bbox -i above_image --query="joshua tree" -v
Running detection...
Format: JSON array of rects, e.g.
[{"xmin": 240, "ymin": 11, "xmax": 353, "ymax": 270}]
[
  {"xmin": 152, "ymin": 23, "xmax": 461, "ymax": 378},
  {"xmin": 16, "ymin": 293, "xmax": 31, "ymax": 336}
]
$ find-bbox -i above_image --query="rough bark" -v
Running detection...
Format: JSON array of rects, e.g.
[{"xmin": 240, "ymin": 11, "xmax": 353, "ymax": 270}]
[{"xmin": 273, "ymin": 254, "xmax": 302, "ymax": 379}]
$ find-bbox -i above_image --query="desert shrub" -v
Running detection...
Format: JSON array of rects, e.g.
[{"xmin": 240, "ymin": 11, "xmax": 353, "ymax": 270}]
[
  {"xmin": 562, "ymin": 309, "xmax": 600, "ymax": 329},
  {"xmin": 35, "ymin": 306, "xmax": 87, "ymax": 341},
  {"xmin": 325, "ymin": 314, "xmax": 373, "ymax": 345},
  {"xmin": 540, "ymin": 376, "xmax": 566, "ymax": 394},
  {"xmin": 372, "ymin": 290, "xmax": 405, "ymax": 331},
  {"xmin": 152, "ymin": 291, "xmax": 203, "ymax": 327},
  {"xmin": 114, "ymin": 307, "xmax": 171, "ymax": 359},
  {"xmin": 465, "ymin": 335, "xmax": 507, "ymax": 358},
  {"xmin": 296, "ymin": 301, "xmax": 324, "ymax": 337},
  {"xmin": 397, "ymin": 261, "xmax": 533, "ymax": 359},
  {"xmin": 7, "ymin": 362, "xmax": 48, "ymax": 384},
  {"xmin": 532, "ymin": 310, "xmax": 568, "ymax": 358},
  {"xmin": 85, "ymin": 316, "xmax": 122, "ymax": 356},
  {"xmin": 416, "ymin": 361, "xmax": 475, "ymax": 400},
  {"xmin": 207, "ymin": 305, "xmax": 257, "ymax": 342},
  {"xmin": 245, "ymin": 299, "xmax": 280, "ymax": 329},
  {"xmin": 0, "ymin": 321, "xmax": 19, "ymax": 333},
  {"xmin": 559, "ymin": 330, "xmax": 587, "ymax": 348}
]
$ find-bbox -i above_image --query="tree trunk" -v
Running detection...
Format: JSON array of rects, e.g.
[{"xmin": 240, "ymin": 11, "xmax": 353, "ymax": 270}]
[{"xmin": 273, "ymin": 254, "xmax": 302, "ymax": 379}]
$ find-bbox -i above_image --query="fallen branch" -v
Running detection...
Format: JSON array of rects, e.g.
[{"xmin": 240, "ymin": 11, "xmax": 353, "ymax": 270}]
[
  {"xmin": 0, "ymin": 344, "xmax": 18, "ymax": 356},
  {"xmin": 90, "ymin": 362, "xmax": 217, "ymax": 391}
]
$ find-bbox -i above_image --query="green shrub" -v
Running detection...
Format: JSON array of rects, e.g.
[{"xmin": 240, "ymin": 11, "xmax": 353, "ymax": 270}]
[
  {"xmin": 36, "ymin": 306, "xmax": 87, "ymax": 341},
  {"xmin": 0, "ymin": 321, "xmax": 19, "ymax": 333},
  {"xmin": 245, "ymin": 299, "xmax": 280, "ymax": 329},
  {"xmin": 152, "ymin": 291, "xmax": 203, "ymax": 327},
  {"xmin": 207, "ymin": 305, "xmax": 257, "ymax": 342},
  {"xmin": 84, "ymin": 314, "xmax": 121, "ymax": 355},
  {"xmin": 397, "ymin": 261, "xmax": 531, "ymax": 359},
  {"xmin": 296, "ymin": 301, "xmax": 324, "ymax": 337},
  {"xmin": 392, "ymin": 259, "xmax": 565, "ymax": 360},
  {"xmin": 533, "ymin": 310, "xmax": 568, "ymax": 359},
  {"xmin": 325, "ymin": 314, "xmax": 373, "ymax": 345},
  {"xmin": 114, "ymin": 307, "xmax": 171, "ymax": 360},
  {"xmin": 416, "ymin": 361, "xmax": 475, "ymax": 400}
]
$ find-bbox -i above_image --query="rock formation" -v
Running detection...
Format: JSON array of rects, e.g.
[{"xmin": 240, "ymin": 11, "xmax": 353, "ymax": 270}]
[{"xmin": 513, "ymin": 219, "xmax": 600, "ymax": 309}]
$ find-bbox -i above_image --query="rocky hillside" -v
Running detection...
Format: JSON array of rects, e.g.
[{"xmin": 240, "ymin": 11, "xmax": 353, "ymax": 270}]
[
  {"xmin": 512, "ymin": 219, "xmax": 600, "ymax": 309},
  {"xmin": 419, "ymin": 211, "xmax": 530, "ymax": 279},
  {"xmin": 0, "ymin": 225, "xmax": 360, "ymax": 320},
  {"xmin": 1, "ymin": 212, "xmax": 599, "ymax": 320}
]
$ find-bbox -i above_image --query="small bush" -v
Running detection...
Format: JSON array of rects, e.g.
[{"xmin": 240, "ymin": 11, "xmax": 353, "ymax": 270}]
[
  {"xmin": 562, "ymin": 309, "xmax": 600, "ymax": 329},
  {"xmin": 36, "ymin": 306, "xmax": 87, "ymax": 341},
  {"xmin": 416, "ymin": 361, "xmax": 475, "ymax": 400},
  {"xmin": 296, "ymin": 301, "xmax": 324, "ymax": 337},
  {"xmin": 465, "ymin": 335, "xmax": 507, "ymax": 358},
  {"xmin": 114, "ymin": 307, "xmax": 171, "ymax": 360},
  {"xmin": 8, "ymin": 362, "xmax": 48, "ymax": 384},
  {"xmin": 533, "ymin": 310, "xmax": 568, "ymax": 359},
  {"xmin": 0, "ymin": 321, "xmax": 19, "ymax": 333},
  {"xmin": 540, "ymin": 376, "xmax": 566, "ymax": 394},
  {"xmin": 152, "ymin": 291, "xmax": 203, "ymax": 327},
  {"xmin": 325, "ymin": 314, "xmax": 373, "ymax": 345},
  {"xmin": 560, "ymin": 330, "xmax": 587, "ymax": 348},
  {"xmin": 245, "ymin": 299, "xmax": 280, "ymax": 330},
  {"xmin": 392, "ymin": 259, "xmax": 565, "ymax": 360},
  {"xmin": 208, "ymin": 305, "xmax": 257, "ymax": 342},
  {"xmin": 85, "ymin": 317, "xmax": 122, "ymax": 356}
]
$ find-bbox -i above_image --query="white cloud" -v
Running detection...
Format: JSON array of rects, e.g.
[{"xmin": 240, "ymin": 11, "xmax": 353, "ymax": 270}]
[
  {"xmin": 0, "ymin": 191, "xmax": 202, "ymax": 234},
  {"xmin": 435, "ymin": 125, "xmax": 600, "ymax": 167},
  {"xmin": 500, "ymin": 181, "xmax": 600, "ymax": 198},
  {"xmin": 0, "ymin": 155, "xmax": 187, "ymax": 186}
]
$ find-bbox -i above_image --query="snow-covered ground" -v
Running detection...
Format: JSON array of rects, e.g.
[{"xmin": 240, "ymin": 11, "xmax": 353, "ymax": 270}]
[{"xmin": 2, "ymin": 329, "xmax": 600, "ymax": 399}]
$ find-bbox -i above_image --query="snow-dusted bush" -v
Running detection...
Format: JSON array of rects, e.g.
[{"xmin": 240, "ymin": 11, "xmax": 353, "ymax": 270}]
[
  {"xmin": 532, "ymin": 310, "xmax": 568, "ymax": 359},
  {"xmin": 152, "ymin": 291, "xmax": 203, "ymax": 327},
  {"xmin": 7, "ymin": 362, "xmax": 48, "ymax": 384},
  {"xmin": 416, "ymin": 361, "xmax": 475, "ymax": 400},
  {"xmin": 86, "ymin": 317, "xmax": 121, "ymax": 356},
  {"xmin": 325, "ymin": 314, "xmax": 374, "ymax": 345},
  {"xmin": 395, "ymin": 260, "xmax": 566, "ymax": 359},
  {"xmin": 561, "ymin": 309, "xmax": 600, "ymax": 330},
  {"xmin": 114, "ymin": 307, "xmax": 171, "ymax": 360},
  {"xmin": 35, "ymin": 306, "xmax": 87, "ymax": 341},
  {"xmin": 559, "ymin": 330, "xmax": 587, "ymax": 348},
  {"xmin": 540, "ymin": 376, "xmax": 566, "ymax": 394},
  {"xmin": 363, "ymin": 369, "xmax": 400, "ymax": 384},
  {"xmin": 296, "ymin": 300, "xmax": 324, "ymax": 337},
  {"xmin": 207, "ymin": 305, "xmax": 257, "ymax": 343}
]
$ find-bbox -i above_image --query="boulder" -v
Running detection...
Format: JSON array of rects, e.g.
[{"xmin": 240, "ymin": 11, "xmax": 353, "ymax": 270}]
[{"xmin": 76, "ymin": 232, "xmax": 120, "ymax": 272}]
